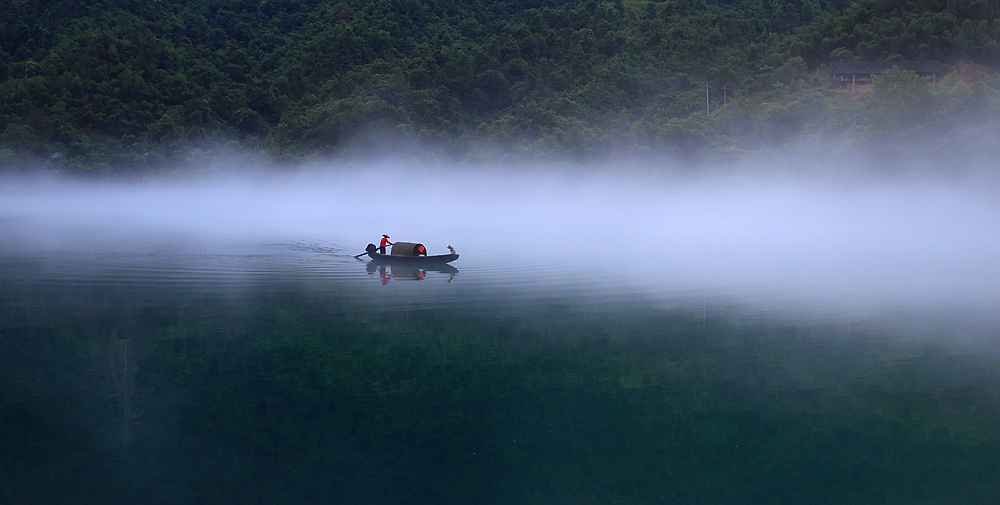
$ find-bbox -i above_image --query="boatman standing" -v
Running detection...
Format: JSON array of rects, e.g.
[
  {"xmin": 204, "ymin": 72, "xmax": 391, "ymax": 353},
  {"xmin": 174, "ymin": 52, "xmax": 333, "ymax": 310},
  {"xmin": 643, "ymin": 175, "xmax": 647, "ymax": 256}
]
[{"xmin": 379, "ymin": 234, "xmax": 393, "ymax": 254}]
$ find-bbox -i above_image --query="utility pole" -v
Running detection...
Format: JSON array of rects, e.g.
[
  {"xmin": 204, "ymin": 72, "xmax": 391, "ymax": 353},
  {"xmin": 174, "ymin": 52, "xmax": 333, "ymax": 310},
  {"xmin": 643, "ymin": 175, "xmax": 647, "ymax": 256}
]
[{"xmin": 705, "ymin": 81, "xmax": 710, "ymax": 115}]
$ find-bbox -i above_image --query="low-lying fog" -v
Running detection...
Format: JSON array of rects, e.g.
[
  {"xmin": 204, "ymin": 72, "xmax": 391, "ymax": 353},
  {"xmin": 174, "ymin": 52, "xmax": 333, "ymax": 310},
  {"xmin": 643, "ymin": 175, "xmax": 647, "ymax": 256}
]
[{"xmin": 2, "ymin": 160, "xmax": 999, "ymax": 318}]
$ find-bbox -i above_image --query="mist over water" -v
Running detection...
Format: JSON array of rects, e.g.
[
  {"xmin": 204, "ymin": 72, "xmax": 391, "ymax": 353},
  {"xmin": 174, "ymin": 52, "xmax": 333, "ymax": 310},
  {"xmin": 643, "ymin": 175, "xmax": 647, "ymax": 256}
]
[
  {"xmin": 2, "ymin": 160, "xmax": 999, "ymax": 320},
  {"xmin": 4, "ymin": 160, "xmax": 1000, "ymax": 504}
]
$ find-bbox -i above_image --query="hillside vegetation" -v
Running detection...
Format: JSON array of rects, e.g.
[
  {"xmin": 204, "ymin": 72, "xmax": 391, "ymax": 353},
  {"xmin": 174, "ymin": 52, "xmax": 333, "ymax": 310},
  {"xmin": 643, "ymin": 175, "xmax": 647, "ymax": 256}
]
[{"xmin": 3, "ymin": 0, "xmax": 1000, "ymax": 171}]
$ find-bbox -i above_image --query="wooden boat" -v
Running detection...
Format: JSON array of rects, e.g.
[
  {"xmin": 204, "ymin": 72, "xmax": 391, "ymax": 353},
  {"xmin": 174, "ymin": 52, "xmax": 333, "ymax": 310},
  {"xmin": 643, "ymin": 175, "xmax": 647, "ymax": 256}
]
[{"xmin": 363, "ymin": 242, "xmax": 459, "ymax": 264}]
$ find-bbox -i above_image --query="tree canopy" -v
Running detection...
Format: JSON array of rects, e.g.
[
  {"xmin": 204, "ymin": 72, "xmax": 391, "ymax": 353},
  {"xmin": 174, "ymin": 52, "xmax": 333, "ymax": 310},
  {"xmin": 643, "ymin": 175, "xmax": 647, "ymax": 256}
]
[{"xmin": 2, "ymin": 0, "xmax": 1000, "ymax": 171}]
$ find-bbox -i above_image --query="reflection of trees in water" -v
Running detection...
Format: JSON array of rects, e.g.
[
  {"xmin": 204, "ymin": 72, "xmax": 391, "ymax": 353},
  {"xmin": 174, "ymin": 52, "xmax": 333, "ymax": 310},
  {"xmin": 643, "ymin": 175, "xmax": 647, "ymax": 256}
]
[{"xmin": 109, "ymin": 340, "xmax": 136, "ymax": 452}]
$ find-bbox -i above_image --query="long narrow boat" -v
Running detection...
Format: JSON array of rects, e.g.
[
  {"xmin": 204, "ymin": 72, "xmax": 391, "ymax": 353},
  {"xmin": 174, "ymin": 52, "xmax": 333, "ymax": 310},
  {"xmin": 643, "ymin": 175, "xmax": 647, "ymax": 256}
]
[{"xmin": 364, "ymin": 242, "xmax": 459, "ymax": 264}]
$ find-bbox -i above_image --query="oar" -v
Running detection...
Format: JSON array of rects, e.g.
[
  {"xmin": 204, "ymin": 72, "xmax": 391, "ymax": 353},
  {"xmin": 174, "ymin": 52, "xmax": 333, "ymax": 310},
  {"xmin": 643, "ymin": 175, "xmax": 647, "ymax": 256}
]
[{"xmin": 353, "ymin": 251, "xmax": 368, "ymax": 259}]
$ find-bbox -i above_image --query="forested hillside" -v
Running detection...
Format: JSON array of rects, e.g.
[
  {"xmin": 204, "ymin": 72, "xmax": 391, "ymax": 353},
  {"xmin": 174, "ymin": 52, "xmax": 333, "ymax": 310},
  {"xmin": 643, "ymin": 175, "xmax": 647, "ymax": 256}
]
[{"xmin": 3, "ymin": 0, "xmax": 1000, "ymax": 171}]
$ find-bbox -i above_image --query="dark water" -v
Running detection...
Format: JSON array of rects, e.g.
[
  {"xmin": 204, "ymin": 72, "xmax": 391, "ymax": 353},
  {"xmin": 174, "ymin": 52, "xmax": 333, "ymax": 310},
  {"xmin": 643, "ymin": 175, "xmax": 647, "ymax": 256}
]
[{"xmin": 2, "ymin": 242, "xmax": 1000, "ymax": 505}]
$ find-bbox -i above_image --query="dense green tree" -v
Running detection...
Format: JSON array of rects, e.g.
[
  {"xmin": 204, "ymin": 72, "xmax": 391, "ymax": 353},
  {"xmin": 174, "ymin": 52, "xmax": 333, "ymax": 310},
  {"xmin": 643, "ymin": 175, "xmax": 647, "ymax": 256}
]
[{"xmin": 2, "ymin": 0, "xmax": 1000, "ymax": 170}]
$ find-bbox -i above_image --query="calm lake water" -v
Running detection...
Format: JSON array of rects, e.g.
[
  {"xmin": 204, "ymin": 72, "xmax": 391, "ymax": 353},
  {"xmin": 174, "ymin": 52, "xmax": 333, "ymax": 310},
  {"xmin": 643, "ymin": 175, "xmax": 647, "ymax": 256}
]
[
  {"xmin": 3, "ymin": 171, "xmax": 1000, "ymax": 504},
  {"xmin": 2, "ymin": 239, "xmax": 1000, "ymax": 505}
]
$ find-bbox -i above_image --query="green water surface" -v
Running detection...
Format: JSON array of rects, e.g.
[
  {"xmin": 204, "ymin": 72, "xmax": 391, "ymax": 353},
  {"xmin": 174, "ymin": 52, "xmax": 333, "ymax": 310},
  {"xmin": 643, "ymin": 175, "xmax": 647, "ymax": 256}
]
[{"xmin": 1, "ymin": 251, "xmax": 999, "ymax": 505}]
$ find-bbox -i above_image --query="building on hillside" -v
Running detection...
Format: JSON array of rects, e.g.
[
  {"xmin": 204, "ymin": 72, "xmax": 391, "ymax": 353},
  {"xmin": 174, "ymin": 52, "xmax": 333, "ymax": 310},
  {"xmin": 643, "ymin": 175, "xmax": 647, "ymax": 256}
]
[{"xmin": 829, "ymin": 61, "xmax": 942, "ymax": 93}]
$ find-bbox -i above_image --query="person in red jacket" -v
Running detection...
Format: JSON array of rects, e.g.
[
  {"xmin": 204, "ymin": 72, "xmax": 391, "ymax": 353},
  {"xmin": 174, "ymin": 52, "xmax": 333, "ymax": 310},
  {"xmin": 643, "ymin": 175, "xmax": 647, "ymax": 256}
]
[{"xmin": 379, "ymin": 234, "xmax": 393, "ymax": 254}]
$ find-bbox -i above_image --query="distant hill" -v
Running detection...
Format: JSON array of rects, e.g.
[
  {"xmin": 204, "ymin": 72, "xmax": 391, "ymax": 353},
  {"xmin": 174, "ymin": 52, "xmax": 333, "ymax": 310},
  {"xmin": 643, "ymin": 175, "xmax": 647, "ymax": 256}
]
[{"xmin": 2, "ymin": 0, "xmax": 1000, "ymax": 171}]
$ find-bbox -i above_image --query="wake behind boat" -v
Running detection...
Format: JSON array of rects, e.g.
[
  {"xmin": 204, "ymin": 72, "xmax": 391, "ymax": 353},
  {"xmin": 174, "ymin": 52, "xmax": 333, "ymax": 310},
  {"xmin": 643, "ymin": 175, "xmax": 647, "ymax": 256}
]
[{"xmin": 361, "ymin": 242, "xmax": 459, "ymax": 264}]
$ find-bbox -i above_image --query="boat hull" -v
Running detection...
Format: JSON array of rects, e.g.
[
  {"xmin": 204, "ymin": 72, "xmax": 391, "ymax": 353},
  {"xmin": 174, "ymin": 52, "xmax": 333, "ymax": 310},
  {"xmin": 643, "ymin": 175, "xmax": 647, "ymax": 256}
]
[{"xmin": 366, "ymin": 251, "xmax": 459, "ymax": 264}]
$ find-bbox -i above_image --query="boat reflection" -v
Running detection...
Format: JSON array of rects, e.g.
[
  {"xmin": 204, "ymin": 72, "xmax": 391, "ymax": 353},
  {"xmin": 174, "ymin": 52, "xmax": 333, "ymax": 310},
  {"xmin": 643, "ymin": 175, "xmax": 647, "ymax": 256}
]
[{"xmin": 366, "ymin": 261, "xmax": 458, "ymax": 284}]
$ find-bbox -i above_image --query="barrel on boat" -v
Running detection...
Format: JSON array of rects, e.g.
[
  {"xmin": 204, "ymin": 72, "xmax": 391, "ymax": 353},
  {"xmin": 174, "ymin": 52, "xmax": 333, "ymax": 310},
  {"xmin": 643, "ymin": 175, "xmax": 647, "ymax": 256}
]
[{"xmin": 390, "ymin": 242, "xmax": 427, "ymax": 257}]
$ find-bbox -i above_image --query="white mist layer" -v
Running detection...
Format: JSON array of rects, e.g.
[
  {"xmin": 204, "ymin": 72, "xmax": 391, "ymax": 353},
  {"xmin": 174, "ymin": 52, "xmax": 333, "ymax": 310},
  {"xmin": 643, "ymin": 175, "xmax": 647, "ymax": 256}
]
[{"xmin": 1, "ymin": 166, "xmax": 998, "ymax": 313}]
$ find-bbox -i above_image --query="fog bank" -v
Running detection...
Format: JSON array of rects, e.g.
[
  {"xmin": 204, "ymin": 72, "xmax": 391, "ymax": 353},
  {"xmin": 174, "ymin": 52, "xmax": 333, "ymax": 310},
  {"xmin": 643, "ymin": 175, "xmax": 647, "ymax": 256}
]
[{"xmin": 2, "ymin": 161, "xmax": 998, "ymax": 314}]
